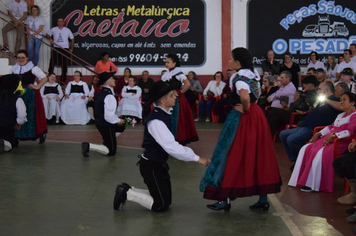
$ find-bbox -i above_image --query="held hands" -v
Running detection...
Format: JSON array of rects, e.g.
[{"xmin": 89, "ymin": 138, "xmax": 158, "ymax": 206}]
[
  {"xmin": 14, "ymin": 123, "xmax": 21, "ymax": 130},
  {"xmin": 309, "ymin": 132, "xmax": 321, "ymax": 143},
  {"xmin": 348, "ymin": 141, "xmax": 356, "ymax": 152},
  {"xmin": 65, "ymin": 94, "xmax": 69, "ymax": 99},
  {"xmin": 322, "ymin": 134, "xmax": 335, "ymax": 146},
  {"xmin": 88, "ymin": 96, "xmax": 94, "ymax": 102},
  {"xmin": 56, "ymin": 97, "xmax": 60, "ymax": 102},
  {"xmin": 28, "ymin": 84, "xmax": 39, "ymax": 90},
  {"xmin": 198, "ymin": 157, "xmax": 210, "ymax": 167}
]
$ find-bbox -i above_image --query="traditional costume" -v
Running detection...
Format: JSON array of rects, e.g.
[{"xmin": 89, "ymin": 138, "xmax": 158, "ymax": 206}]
[
  {"xmin": 81, "ymin": 72, "xmax": 125, "ymax": 157},
  {"xmin": 12, "ymin": 61, "xmax": 47, "ymax": 141},
  {"xmin": 40, "ymin": 81, "xmax": 63, "ymax": 122},
  {"xmin": 161, "ymin": 67, "xmax": 198, "ymax": 145},
  {"xmin": 116, "ymin": 85, "xmax": 142, "ymax": 119},
  {"xmin": 200, "ymin": 69, "xmax": 281, "ymax": 202},
  {"xmin": 113, "ymin": 80, "xmax": 202, "ymax": 212},
  {"xmin": 60, "ymin": 80, "xmax": 90, "ymax": 125},
  {"xmin": 0, "ymin": 74, "xmax": 27, "ymax": 153}
]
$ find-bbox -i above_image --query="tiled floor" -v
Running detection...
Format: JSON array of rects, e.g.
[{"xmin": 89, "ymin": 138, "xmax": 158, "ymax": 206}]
[{"xmin": 0, "ymin": 123, "xmax": 353, "ymax": 235}]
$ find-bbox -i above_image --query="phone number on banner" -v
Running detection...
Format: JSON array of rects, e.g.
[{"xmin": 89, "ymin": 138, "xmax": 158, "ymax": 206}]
[{"xmin": 110, "ymin": 53, "xmax": 189, "ymax": 63}]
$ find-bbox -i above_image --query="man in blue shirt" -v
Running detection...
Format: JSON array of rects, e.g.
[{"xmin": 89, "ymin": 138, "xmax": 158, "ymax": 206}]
[{"xmin": 280, "ymin": 81, "xmax": 342, "ymax": 169}]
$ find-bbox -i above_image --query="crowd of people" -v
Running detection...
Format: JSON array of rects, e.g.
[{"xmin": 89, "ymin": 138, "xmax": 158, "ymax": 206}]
[{"xmin": 2, "ymin": 0, "xmax": 356, "ymax": 231}]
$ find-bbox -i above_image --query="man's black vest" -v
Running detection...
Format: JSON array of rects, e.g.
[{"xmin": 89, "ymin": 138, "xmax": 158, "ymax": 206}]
[
  {"xmin": 142, "ymin": 107, "xmax": 172, "ymax": 163},
  {"xmin": 95, "ymin": 87, "xmax": 115, "ymax": 126}
]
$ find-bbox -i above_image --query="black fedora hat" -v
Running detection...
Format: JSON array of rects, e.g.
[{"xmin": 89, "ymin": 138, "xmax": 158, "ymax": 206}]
[
  {"xmin": 302, "ymin": 75, "xmax": 319, "ymax": 87},
  {"xmin": 146, "ymin": 80, "xmax": 176, "ymax": 105},
  {"xmin": 341, "ymin": 67, "xmax": 354, "ymax": 76},
  {"xmin": 97, "ymin": 72, "xmax": 116, "ymax": 86},
  {"xmin": 0, "ymin": 74, "xmax": 21, "ymax": 93}
]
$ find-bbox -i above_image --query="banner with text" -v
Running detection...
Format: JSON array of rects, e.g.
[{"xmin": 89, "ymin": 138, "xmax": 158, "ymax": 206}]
[
  {"xmin": 248, "ymin": 0, "xmax": 356, "ymax": 66},
  {"xmin": 52, "ymin": 0, "xmax": 205, "ymax": 66}
]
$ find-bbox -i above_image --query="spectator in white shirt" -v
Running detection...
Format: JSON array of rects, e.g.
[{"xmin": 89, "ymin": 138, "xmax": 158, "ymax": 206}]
[
  {"xmin": 350, "ymin": 43, "xmax": 356, "ymax": 63},
  {"xmin": 196, "ymin": 71, "xmax": 226, "ymax": 122},
  {"xmin": 307, "ymin": 51, "xmax": 325, "ymax": 71},
  {"xmin": 46, "ymin": 18, "xmax": 74, "ymax": 83},
  {"xmin": 24, "ymin": 5, "xmax": 44, "ymax": 66},
  {"xmin": 1, "ymin": 0, "xmax": 28, "ymax": 53},
  {"xmin": 336, "ymin": 49, "xmax": 356, "ymax": 81}
]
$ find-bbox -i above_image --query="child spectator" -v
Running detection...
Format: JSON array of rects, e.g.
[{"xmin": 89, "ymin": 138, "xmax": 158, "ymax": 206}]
[
  {"xmin": 40, "ymin": 73, "xmax": 63, "ymax": 124},
  {"xmin": 116, "ymin": 76, "xmax": 142, "ymax": 120}
]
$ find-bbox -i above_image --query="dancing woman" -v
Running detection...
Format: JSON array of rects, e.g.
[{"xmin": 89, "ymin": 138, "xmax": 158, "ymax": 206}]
[
  {"xmin": 200, "ymin": 47, "xmax": 281, "ymax": 211},
  {"xmin": 161, "ymin": 54, "xmax": 199, "ymax": 145}
]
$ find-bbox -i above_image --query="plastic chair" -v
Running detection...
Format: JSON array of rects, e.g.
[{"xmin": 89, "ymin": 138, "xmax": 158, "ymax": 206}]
[{"xmin": 312, "ymin": 126, "xmax": 354, "ymax": 194}]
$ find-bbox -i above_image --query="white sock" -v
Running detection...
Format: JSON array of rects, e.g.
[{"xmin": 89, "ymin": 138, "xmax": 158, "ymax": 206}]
[
  {"xmin": 127, "ymin": 188, "xmax": 154, "ymax": 210},
  {"xmin": 89, "ymin": 143, "xmax": 109, "ymax": 155},
  {"xmin": 131, "ymin": 187, "xmax": 150, "ymax": 195},
  {"xmin": 88, "ymin": 107, "xmax": 95, "ymax": 120},
  {"xmin": 4, "ymin": 140, "xmax": 12, "ymax": 152},
  {"xmin": 115, "ymin": 132, "xmax": 121, "ymax": 138}
]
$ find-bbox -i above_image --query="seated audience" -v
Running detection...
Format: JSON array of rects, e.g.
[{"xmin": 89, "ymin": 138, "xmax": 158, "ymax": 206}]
[
  {"xmin": 316, "ymin": 68, "xmax": 327, "ymax": 83},
  {"xmin": 267, "ymin": 70, "xmax": 296, "ymax": 109},
  {"xmin": 195, "ymin": 71, "xmax": 225, "ymax": 122},
  {"xmin": 87, "ymin": 75, "xmax": 100, "ymax": 123},
  {"xmin": 213, "ymin": 69, "xmax": 233, "ymax": 123},
  {"xmin": 115, "ymin": 67, "xmax": 131, "ymax": 96},
  {"xmin": 338, "ymin": 68, "xmax": 356, "ymax": 94},
  {"xmin": 338, "ymin": 54, "xmax": 344, "ymax": 64},
  {"xmin": 333, "ymin": 140, "xmax": 356, "ymax": 205},
  {"xmin": 116, "ymin": 76, "xmax": 142, "ymax": 120},
  {"xmin": 336, "ymin": 49, "xmax": 356, "ymax": 81},
  {"xmin": 60, "ymin": 71, "xmax": 91, "ymax": 125},
  {"xmin": 307, "ymin": 51, "xmax": 325, "ymax": 71},
  {"xmin": 289, "ymin": 92, "xmax": 356, "ymax": 193},
  {"xmin": 280, "ymin": 52, "xmax": 301, "ymax": 88},
  {"xmin": 307, "ymin": 67, "xmax": 317, "ymax": 76},
  {"xmin": 257, "ymin": 75, "xmax": 279, "ymax": 110},
  {"xmin": 261, "ymin": 50, "xmax": 280, "ymax": 75},
  {"xmin": 326, "ymin": 55, "xmax": 338, "ymax": 82},
  {"xmin": 279, "ymin": 81, "xmax": 342, "ymax": 169},
  {"xmin": 268, "ymin": 75, "xmax": 318, "ymax": 137},
  {"xmin": 137, "ymin": 70, "xmax": 154, "ymax": 103},
  {"xmin": 94, "ymin": 51, "xmax": 118, "ymax": 74},
  {"xmin": 185, "ymin": 71, "xmax": 203, "ymax": 117},
  {"xmin": 40, "ymin": 73, "xmax": 63, "ymax": 124}
]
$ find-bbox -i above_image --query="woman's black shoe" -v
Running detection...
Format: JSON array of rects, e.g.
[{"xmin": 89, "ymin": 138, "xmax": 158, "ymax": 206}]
[
  {"xmin": 39, "ymin": 134, "xmax": 46, "ymax": 144},
  {"xmin": 113, "ymin": 183, "xmax": 131, "ymax": 210},
  {"xmin": 347, "ymin": 207, "xmax": 356, "ymax": 214},
  {"xmin": 207, "ymin": 201, "xmax": 231, "ymax": 212},
  {"xmin": 249, "ymin": 201, "xmax": 270, "ymax": 211}
]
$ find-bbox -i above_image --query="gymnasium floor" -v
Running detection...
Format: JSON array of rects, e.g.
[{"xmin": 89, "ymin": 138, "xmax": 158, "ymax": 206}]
[{"xmin": 0, "ymin": 123, "xmax": 352, "ymax": 236}]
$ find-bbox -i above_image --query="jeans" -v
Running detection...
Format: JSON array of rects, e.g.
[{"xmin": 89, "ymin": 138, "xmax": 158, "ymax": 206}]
[
  {"xmin": 279, "ymin": 127, "xmax": 313, "ymax": 162},
  {"xmin": 199, "ymin": 99, "xmax": 213, "ymax": 119},
  {"xmin": 28, "ymin": 38, "xmax": 42, "ymax": 66}
]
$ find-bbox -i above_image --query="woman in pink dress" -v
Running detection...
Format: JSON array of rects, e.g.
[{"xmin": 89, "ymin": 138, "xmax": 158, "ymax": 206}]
[{"xmin": 289, "ymin": 92, "xmax": 356, "ymax": 193}]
